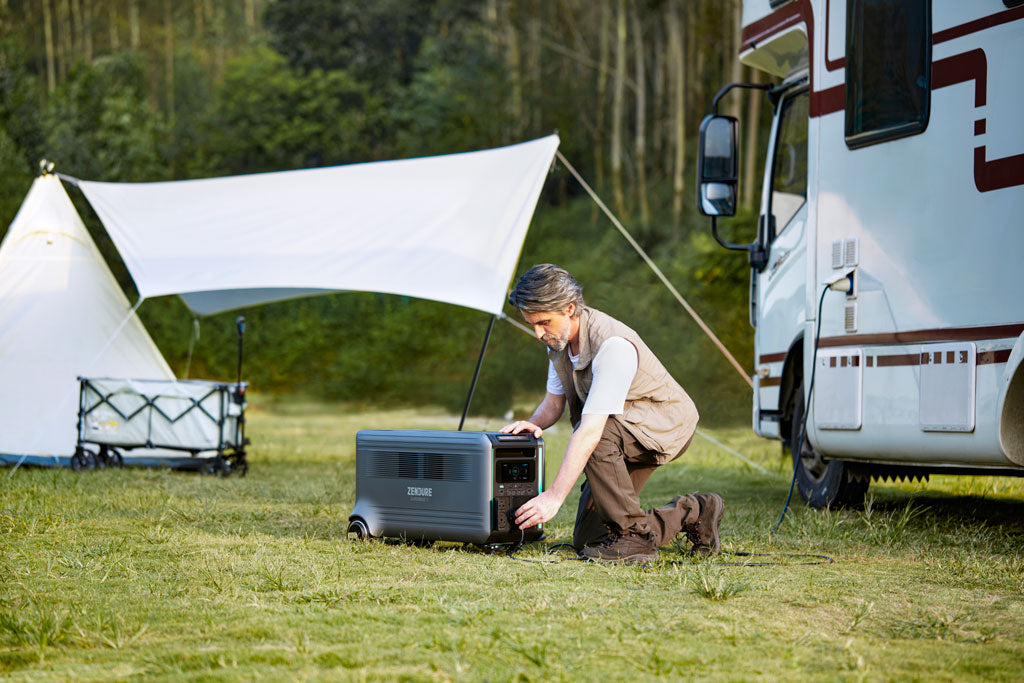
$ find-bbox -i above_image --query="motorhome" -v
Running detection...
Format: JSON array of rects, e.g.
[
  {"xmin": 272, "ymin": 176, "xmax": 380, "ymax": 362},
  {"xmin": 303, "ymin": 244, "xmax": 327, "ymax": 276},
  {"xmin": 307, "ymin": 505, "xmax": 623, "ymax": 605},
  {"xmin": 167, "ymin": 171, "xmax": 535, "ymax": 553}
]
[{"xmin": 696, "ymin": 0, "xmax": 1024, "ymax": 507}]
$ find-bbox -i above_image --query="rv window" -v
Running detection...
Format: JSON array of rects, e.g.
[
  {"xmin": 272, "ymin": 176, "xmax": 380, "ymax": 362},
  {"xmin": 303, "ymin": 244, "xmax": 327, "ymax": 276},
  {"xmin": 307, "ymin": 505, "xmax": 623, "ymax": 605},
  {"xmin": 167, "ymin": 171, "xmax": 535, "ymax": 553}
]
[
  {"xmin": 771, "ymin": 91, "xmax": 808, "ymax": 237},
  {"xmin": 845, "ymin": 0, "xmax": 931, "ymax": 149}
]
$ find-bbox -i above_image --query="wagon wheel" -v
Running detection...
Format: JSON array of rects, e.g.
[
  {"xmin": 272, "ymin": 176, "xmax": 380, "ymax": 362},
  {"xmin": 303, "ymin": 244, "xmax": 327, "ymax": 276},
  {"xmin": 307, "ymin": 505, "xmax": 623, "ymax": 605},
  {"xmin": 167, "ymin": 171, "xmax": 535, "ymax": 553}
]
[
  {"xmin": 213, "ymin": 454, "xmax": 231, "ymax": 477},
  {"xmin": 109, "ymin": 448, "xmax": 125, "ymax": 468},
  {"xmin": 200, "ymin": 458, "xmax": 218, "ymax": 476},
  {"xmin": 70, "ymin": 449, "xmax": 87, "ymax": 472},
  {"xmin": 71, "ymin": 447, "xmax": 97, "ymax": 472},
  {"xmin": 232, "ymin": 453, "xmax": 248, "ymax": 477}
]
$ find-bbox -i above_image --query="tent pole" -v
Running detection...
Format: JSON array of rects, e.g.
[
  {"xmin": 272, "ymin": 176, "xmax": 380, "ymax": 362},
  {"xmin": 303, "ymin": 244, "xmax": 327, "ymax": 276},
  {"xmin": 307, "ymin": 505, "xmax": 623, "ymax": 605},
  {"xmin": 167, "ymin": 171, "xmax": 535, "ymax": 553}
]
[{"xmin": 458, "ymin": 314, "xmax": 496, "ymax": 431}]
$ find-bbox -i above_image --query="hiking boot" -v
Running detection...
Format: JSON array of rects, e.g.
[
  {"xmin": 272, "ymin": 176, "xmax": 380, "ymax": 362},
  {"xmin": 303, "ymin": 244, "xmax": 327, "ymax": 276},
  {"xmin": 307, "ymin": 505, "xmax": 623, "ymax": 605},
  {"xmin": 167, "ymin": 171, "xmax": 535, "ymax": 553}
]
[
  {"xmin": 580, "ymin": 530, "xmax": 659, "ymax": 564},
  {"xmin": 683, "ymin": 493, "xmax": 724, "ymax": 557}
]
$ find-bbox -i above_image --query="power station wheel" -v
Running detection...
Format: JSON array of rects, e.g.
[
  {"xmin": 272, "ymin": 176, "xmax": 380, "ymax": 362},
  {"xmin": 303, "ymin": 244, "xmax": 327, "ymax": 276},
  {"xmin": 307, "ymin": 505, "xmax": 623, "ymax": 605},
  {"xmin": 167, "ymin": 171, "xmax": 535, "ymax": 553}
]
[
  {"xmin": 791, "ymin": 383, "xmax": 867, "ymax": 509},
  {"xmin": 347, "ymin": 519, "xmax": 372, "ymax": 541}
]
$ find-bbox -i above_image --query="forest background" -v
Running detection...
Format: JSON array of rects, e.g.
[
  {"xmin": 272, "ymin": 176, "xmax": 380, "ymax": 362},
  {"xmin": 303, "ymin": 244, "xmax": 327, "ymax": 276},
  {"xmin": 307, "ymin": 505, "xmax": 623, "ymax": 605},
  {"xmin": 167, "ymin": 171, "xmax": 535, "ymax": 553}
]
[{"xmin": 0, "ymin": 0, "xmax": 775, "ymax": 425}]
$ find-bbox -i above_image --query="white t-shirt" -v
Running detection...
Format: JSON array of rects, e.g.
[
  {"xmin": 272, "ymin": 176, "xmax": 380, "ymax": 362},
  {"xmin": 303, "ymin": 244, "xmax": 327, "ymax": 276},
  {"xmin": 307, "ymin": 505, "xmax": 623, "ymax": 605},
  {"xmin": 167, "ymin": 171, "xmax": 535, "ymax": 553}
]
[{"xmin": 545, "ymin": 336, "xmax": 638, "ymax": 415}]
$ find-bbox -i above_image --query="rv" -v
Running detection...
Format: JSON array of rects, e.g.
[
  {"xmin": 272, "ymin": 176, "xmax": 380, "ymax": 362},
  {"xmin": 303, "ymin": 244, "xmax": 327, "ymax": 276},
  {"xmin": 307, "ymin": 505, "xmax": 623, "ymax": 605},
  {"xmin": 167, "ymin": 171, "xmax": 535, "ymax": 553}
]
[{"xmin": 696, "ymin": 0, "xmax": 1024, "ymax": 507}]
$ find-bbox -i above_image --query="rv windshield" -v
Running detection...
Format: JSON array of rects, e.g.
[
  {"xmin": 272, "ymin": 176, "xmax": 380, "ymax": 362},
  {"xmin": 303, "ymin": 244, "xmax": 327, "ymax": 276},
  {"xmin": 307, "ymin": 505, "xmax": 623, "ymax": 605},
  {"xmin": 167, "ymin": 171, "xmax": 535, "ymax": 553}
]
[{"xmin": 771, "ymin": 91, "xmax": 809, "ymax": 235}]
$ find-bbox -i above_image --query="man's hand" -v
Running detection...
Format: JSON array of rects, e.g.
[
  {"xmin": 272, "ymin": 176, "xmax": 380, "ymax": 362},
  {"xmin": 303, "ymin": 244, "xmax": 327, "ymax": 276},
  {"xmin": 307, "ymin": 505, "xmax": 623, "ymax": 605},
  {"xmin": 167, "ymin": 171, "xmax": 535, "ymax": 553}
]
[
  {"xmin": 499, "ymin": 420, "xmax": 543, "ymax": 438},
  {"xmin": 514, "ymin": 490, "xmax": 563, "ymax": 529}
]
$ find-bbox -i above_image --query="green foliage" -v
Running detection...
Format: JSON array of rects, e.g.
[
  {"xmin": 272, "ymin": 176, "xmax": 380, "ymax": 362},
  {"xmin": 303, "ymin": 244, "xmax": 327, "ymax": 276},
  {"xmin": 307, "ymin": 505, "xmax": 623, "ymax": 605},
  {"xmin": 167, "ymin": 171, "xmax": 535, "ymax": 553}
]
[
  {"xmin": 194, "ymin": 47, "xmax": 379, "ymax": 174},
  {"xmin": 394, "ymin": 33, "xmax": 513, "ymax": 156},
  {"xmin": 0, "ymin": 127, "xmax": 32, "ymax": 241},
  {"xmin": 0, "ymin": 40, "xmax": 42, "ymax": 237},
  {"xmin": 165, "ymin": 50, "xmax": 215, "ymax": 177},
  {"xmin": 264, "ymin": 0, "xmax": 443, "ymax": 88},
  {"xmin": 0, "ymin": 39, "xmax": 45, "ymax": 164},
  {"xmin": 43, "ymin": 53, "xmax": 166, "ymax": 182}
]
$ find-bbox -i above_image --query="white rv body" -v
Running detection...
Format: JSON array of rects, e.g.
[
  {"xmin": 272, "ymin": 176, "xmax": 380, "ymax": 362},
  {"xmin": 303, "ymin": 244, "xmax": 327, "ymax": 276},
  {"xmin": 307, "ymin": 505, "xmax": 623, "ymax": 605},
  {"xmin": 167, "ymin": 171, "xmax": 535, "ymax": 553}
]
[{"xmin": 722, "ymin": 0, "xmax": 1024, "ymax": 499}]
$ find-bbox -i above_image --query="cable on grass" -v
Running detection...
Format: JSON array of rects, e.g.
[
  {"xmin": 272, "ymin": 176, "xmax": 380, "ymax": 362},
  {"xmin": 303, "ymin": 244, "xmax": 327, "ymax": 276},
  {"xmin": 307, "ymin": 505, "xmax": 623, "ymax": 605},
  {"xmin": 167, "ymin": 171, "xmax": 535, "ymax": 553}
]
[{"xmin": 492, "ymin": 534, "xmax": 834, "ymax": 567}]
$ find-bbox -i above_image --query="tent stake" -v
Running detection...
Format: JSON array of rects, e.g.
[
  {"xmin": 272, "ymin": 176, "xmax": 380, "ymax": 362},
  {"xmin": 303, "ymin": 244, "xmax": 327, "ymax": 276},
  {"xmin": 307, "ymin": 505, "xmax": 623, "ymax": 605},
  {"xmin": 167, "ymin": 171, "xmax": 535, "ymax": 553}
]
[{"xmin": 458, "ymin": 315, "xmax": 496, "ymax": 431}]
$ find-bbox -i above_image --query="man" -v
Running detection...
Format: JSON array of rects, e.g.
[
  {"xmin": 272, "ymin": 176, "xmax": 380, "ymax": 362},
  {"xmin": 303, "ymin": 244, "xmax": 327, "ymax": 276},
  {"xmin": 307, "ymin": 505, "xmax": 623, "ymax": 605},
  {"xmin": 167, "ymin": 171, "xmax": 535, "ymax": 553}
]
[{"xmin": 501, "ymin": 264, "xmax": 724, "ymax": 563}]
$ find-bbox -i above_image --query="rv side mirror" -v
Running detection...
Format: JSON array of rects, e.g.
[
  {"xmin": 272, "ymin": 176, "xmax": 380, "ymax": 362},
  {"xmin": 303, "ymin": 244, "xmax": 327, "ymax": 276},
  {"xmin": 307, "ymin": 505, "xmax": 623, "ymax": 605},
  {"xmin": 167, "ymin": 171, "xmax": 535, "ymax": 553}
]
[{"xmin": 697, "ymin": 114, "xmax": 738, "ymax": 217}]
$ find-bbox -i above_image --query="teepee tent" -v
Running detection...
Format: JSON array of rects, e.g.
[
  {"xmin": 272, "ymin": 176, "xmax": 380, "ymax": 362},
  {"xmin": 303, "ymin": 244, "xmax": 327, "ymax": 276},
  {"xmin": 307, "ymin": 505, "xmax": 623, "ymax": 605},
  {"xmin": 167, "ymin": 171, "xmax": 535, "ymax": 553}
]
[{"xmin": 0, "ymin": 174, "xmax": 175, "ymax": 466}]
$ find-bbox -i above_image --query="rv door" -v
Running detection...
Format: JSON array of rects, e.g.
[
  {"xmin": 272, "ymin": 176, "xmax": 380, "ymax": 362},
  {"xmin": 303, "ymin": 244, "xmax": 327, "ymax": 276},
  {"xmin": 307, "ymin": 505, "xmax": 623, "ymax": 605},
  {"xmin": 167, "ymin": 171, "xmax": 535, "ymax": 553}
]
[{"xmin": 753, "ymin": 86, "xmax": 809, "ymax": 437}]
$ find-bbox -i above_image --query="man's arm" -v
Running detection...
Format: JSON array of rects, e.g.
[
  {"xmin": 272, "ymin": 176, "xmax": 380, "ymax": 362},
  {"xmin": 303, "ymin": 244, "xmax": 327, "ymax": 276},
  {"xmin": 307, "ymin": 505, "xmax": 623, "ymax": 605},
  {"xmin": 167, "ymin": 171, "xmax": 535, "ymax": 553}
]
[
  {"xmin": 499, "ymin": 392, "xmax": 565, "ymax": 438},
  {"xmin": 513, "ymin": 412, "xmax": 609, "ymax": 530}
]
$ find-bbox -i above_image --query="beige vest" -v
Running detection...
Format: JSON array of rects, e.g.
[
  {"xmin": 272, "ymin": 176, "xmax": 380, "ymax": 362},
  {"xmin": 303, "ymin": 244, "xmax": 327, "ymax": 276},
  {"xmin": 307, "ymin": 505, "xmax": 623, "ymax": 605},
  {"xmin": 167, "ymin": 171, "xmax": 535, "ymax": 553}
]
[{"xmin": 549, "ymin": 307, "xmax": 699, "ymax": 462}]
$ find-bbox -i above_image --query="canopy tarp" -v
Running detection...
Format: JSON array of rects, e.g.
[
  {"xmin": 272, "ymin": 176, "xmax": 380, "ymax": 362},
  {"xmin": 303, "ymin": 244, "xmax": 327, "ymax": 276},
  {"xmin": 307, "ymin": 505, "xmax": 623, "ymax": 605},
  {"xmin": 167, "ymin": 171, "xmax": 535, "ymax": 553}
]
[{"xmin": 75, "ymin": 135, "xmax": 560, "ymax": 316}]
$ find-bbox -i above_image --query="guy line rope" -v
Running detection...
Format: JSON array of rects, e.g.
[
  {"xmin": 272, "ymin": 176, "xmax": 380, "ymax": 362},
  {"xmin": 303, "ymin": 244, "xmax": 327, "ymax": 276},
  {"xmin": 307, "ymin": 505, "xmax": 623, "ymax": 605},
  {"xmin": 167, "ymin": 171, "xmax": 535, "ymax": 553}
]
[
  {"xmin": 501, "ymin": 152, "xmax": 768, "ymax": 475},
  {"xmin": 553, "ymin": 150, "xmax": 753, "ymax": 390}
]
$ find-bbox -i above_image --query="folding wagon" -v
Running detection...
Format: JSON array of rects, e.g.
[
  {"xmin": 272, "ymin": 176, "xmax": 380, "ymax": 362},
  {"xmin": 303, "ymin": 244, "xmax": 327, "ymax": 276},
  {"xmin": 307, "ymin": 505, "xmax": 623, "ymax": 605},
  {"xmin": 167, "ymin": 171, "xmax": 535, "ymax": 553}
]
[{"xmin": 75, "ymin": 377, "xmax": 249, "ymax": 475}]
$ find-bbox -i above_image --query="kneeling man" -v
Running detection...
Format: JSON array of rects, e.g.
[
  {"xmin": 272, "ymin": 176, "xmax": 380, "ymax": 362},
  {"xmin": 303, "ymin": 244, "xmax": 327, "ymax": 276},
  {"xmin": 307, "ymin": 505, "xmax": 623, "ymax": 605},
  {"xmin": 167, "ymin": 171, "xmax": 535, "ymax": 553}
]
[{"xmin": 501, "ymin": 264, "xmax": 724, "ymax": 563}]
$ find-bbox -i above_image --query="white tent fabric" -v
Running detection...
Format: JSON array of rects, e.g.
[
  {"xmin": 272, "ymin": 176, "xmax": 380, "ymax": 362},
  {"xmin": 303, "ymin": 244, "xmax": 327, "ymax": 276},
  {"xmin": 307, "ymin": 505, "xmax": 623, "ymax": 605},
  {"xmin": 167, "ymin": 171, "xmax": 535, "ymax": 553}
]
[
  {"xmin": 0, "ymin": 175, "xmax": 175, "ymax": 462},
  {"xmin": 77, "ymin": 135, "xmax": 560, "ymax": 316}
]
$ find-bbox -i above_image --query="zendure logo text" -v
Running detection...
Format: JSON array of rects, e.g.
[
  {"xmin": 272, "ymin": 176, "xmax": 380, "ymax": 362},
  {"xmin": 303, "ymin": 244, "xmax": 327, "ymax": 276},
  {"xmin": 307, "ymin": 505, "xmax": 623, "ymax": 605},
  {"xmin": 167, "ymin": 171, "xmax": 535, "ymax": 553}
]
[{"xmin": 407, "ymin": 486, "xmax": 433, "ymax": 497}]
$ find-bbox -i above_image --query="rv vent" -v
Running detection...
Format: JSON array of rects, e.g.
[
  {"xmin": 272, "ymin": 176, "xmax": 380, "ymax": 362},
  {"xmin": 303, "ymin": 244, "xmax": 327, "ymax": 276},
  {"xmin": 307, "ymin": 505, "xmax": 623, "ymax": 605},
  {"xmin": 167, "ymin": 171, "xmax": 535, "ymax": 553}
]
[
  {"xmin": 843, "ymin": 238, "xmax": 859, "ymax": 267},
  {"xmin": 844, "ymin": 303, "xmax": 858, "ymax": 333},
  {"xmin": 369, "ymin": 450, "xmax": 472, "ymax": 482},
  {"xmin": 831, "ymin": 240, "xmax": 843, "ymax": 269}
]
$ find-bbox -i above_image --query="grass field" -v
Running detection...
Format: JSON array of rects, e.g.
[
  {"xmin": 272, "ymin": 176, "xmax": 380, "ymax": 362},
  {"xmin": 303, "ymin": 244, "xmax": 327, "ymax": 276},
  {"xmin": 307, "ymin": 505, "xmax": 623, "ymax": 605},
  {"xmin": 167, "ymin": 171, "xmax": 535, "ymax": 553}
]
[{"xmin": 2, "ymin": 397, "xmax": 1023, "ymax": 680}]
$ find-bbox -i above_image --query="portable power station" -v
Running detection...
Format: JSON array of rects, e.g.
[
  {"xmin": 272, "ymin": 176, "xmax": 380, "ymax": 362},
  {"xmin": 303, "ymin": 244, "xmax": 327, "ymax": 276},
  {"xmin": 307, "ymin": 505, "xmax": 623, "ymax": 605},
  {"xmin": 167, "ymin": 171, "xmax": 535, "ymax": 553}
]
[{"xmin": 347, "ymin": 430, "xmax": 545, "ymax": 545}]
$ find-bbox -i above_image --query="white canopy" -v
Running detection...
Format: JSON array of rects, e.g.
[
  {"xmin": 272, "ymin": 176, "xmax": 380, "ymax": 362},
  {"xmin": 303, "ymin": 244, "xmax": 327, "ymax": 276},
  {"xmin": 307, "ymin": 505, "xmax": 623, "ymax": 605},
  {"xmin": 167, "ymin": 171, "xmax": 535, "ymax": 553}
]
[{"xmin": 76, "ymin": 135, "xmax": 559, "ymax": 316}]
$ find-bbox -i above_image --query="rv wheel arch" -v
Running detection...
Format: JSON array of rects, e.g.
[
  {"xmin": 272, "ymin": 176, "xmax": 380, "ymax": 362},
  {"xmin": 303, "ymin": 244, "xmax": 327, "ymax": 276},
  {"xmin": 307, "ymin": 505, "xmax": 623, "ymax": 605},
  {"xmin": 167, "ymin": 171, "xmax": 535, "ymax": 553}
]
[
  {"xmin": 999, "ymin": 336, "xmax": 1024, "ymax": 467},
  {"xmin": 778, "ymin": 336, "xmax": 804, "ymax": 441},
  {"xmin": 790, "ymin": 379, "xmax": 868, "ymax": 509}
]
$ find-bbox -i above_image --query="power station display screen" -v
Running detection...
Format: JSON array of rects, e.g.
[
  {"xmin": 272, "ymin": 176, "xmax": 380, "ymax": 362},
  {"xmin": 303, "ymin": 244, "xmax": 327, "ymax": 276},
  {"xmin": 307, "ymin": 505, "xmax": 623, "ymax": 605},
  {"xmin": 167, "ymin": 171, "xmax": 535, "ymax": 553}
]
[{"xmin": 498, "ymin": 460, "xmax": 534, "ymax": 483}]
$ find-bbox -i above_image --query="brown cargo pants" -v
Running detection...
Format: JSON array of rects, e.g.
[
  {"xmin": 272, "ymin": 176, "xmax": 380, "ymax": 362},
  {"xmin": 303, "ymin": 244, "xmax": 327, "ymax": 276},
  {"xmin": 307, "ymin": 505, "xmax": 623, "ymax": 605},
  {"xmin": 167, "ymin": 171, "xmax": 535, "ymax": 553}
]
[{"xmin": 572, "ymin": 417, "xmax": 697, "ymax": 551}]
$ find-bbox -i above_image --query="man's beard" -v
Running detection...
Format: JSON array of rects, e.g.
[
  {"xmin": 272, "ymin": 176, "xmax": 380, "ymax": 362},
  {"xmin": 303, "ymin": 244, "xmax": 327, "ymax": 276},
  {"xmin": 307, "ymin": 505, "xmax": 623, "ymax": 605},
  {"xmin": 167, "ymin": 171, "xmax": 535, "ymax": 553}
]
[{"xmin": 543, "ymin": 331, "xmax": 569, "ymax": 351}]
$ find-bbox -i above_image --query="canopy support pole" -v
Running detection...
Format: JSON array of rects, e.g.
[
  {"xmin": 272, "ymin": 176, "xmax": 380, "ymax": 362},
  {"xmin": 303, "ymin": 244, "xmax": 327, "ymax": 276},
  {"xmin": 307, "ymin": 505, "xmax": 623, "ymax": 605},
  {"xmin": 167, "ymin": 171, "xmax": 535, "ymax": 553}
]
[{"xmin": 458, "ymin": 315, "xmax": 496, "ymax": 431}]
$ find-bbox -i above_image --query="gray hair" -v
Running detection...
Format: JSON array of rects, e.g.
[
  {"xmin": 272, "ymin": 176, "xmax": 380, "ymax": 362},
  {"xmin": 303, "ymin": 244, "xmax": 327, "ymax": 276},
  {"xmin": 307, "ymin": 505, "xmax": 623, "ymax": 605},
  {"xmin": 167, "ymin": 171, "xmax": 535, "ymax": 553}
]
[{"xmin": 507, "ymin": 264, "xmax": 585, "ymax": 316}]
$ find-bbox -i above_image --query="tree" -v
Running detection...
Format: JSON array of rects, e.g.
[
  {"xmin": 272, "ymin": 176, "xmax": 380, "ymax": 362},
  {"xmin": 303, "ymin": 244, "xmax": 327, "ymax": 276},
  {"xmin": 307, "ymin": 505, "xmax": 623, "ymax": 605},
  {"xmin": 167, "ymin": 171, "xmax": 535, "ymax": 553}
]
[
  {"xmin": 0, "ymin": 40, "xmax": 43, "ymax": 236},
  {"xmin": 43, "ymin": 53, "xmax": 164, "ymax": 182},
  {"xmin": 196, "ymin": 47, "xmax": 379, "ymax": 175},
  {"xmin": 264, "ymin": 0, "xmax": 440, "ymax": 91},
  {"xmin": 394, "ymin": 32, "xmax": 512, "ymax": 158}
]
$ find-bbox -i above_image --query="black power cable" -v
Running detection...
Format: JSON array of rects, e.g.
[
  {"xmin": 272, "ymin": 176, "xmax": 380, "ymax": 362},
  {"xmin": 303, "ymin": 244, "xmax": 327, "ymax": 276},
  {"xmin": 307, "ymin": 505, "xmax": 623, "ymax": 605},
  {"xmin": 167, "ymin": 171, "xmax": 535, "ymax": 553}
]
[{"xmin": 771, "ymin": 279, "xmax": 850, "ymax": 533}]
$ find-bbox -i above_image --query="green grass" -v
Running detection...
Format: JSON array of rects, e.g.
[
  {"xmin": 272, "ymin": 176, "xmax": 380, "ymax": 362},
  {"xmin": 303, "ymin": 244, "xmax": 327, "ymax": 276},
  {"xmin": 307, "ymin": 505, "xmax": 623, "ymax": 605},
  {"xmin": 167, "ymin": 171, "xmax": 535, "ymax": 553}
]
[{"xmin": 2, "ymin": 397, "xmax": 1023, "ymax": 680}]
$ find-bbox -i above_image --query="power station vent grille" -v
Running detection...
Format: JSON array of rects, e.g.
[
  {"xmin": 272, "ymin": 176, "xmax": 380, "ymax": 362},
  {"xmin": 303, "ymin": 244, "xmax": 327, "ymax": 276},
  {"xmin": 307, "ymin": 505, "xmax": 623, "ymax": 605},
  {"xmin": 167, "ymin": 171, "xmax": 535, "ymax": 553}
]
[
  {"xmin": 845, "ymin": 303, "xmax": 858, "ymax": 333},
  {"xmin": 367, "ymin": 450, "xmax": 472, "ymax": 482},
  {"xmin": 831, "ymin": 240, "xmax": 843, "ymax": 269}
]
